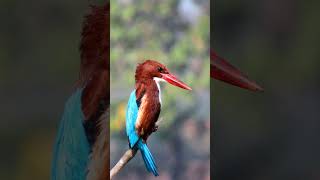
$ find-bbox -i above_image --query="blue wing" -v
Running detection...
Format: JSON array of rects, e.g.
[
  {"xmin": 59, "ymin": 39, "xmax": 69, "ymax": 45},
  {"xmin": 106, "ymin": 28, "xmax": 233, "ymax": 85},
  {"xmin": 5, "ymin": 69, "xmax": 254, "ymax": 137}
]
[
  {"xmin": 51, "ymin": 89, "xmax": 90, "ymax": 180},
  {"xmin": 125, "ymin": 90, "xmax": 159, "ymax": 176},
  {"xmin": 126, "ymin": 90, "xmax": 140, "ymax": 148}
]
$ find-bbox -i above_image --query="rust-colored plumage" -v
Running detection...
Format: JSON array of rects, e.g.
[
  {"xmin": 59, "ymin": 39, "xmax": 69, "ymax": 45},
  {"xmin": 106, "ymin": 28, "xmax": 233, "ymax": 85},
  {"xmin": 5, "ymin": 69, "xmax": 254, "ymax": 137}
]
[
  {"xmin": 134, "ymin": 60, "xmax": 165, "ymax": 141},
  {"xmin": 78, "ymin": 3, "xmax": 110, "ymax": 179},
  {"xmin": 135, "ymin": 83, "xmax": 161, "ymax": 141},
  {"xmin": 79, "ymin": 3, "xmax": 110, "ymax": 121}
]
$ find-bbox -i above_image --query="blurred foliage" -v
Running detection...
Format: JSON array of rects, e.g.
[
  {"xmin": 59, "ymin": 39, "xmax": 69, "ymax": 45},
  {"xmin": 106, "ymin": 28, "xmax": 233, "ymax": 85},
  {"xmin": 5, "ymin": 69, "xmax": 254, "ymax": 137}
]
[
  {"xmin": 110, "ymin": 0, "xmax": 210, "ymax": 179},
  {"xmin": 110, "ymin": 0, "xmax": 209, "ymax": 132}
]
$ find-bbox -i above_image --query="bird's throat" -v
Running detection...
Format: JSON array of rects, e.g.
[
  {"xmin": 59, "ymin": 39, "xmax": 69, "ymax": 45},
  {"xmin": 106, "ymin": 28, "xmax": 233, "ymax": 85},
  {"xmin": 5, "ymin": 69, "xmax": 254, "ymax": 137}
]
[{"xmin": 153, "ymin": 77, "xmax": 164, "ymax": 105}]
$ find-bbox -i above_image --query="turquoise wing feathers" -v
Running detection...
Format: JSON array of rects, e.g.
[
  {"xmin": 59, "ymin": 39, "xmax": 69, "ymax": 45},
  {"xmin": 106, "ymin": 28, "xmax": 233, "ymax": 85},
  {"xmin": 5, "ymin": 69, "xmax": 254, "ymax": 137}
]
[
  {"xmin": 125, "ymin": 90, "xmax": 159, "ymax": 176},
  {"xmin": 51, "ymin": 89, "xmax": 90, "ymax": 180},
  {"xmin": 125, "ymin": 90, "xmax": 140, "ymax": 148}
]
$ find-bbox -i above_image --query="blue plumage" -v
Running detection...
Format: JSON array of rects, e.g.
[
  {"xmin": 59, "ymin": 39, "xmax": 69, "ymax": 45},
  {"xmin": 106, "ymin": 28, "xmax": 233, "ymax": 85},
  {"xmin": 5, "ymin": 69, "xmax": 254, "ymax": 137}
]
[
  {"xmin": 51, "ymin": 89, "xmax": 90, "ymax": 180},
  {"xmin": 125, "ymin": 90, "xmax": 139, "ymax": 148},
  {"xmin": 125, "ymin": 90, "xmax": 159, "ymax": 176},
  {"xmin": 137, "ymin": 140, "xmax": 158, "ymax": 176}
]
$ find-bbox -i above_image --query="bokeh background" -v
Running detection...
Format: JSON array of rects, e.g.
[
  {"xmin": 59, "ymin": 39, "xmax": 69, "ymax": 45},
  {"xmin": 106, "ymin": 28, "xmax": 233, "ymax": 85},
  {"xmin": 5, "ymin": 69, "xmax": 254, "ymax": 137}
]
[
  {"xmin": 110, "ymin": 0, "xmax": 209, "ymax": 179},
  {"xmin": 0, "ymin": 1, "xmax": 104, "ymax": 179},
  {"xmin": 212, "ymin": 0, "xmax": 320, "ymax": 180}
]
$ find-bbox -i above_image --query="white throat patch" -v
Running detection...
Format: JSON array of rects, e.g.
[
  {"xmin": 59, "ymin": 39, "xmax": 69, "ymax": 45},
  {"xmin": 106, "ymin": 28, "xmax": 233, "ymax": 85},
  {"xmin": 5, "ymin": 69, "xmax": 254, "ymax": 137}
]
[{"xmin": 153, "ymin": 77, "xmax": 166, "ymax": 104}]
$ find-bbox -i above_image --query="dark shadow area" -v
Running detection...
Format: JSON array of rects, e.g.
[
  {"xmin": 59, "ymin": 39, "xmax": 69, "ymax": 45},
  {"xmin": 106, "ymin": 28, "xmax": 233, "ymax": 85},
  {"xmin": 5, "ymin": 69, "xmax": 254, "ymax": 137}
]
[
  {"xmin": 212, "ymin": 0, "xmax": 320, "ymax": 180},
  {"xmin": 0, "ymin": 1, "xmax": 104, "ymax": 179}
]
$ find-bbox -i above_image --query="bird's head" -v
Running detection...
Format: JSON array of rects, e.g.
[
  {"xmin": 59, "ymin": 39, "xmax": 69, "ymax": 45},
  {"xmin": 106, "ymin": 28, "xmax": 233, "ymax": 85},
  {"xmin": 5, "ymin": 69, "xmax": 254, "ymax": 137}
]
[
  {"xmin": 135, "ymin": 60, "xmax": 192, "ymax": 90},
  {"xmin": 211, "ymin": 50, "xmax": 263, "ymax": 92}
]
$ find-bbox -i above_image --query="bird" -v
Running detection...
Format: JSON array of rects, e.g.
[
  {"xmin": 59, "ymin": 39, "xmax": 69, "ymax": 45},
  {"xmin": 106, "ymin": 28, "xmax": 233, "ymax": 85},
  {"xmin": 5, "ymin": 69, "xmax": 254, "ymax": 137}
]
[
  {"xmin": 210, "ymin": 49, "xmax": 263, "ymax": 91},
  {"xmin": 51, "ymin": 3, "xmax": 109, "ymax": 180},
  {"xmin": 125, "ymin": 60, "xmax": 192, "ymax": 176}
]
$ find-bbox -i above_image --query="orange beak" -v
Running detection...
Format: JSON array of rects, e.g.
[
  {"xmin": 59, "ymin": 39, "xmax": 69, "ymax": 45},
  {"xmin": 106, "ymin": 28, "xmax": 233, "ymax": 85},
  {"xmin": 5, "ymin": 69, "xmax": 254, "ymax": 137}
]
[{"xmin": 211, "ymin": 50, "xmax": 263, "ymax": 92}]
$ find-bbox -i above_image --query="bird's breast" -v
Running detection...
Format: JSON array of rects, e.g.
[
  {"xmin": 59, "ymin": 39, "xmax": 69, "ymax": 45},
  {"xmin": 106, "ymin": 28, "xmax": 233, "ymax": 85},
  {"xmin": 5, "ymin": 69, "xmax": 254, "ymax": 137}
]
[{"xmin": 135, "ymin": 88, "xmax": 161, "ymax": 141}]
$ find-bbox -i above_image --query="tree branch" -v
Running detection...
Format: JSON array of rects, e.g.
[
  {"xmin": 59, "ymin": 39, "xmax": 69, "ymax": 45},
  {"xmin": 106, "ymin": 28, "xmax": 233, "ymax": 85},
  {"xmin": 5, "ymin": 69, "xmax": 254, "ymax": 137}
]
[{"xmin": 110, "ymin": 148, "xmax": 138, "ymax": 179}]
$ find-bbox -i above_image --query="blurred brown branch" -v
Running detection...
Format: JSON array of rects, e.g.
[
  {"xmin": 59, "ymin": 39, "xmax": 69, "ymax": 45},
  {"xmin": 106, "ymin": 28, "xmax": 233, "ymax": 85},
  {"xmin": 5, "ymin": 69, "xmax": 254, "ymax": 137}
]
[{"xmin": 110, "ymin": 148, "xmax": 138, "ymax": 179}]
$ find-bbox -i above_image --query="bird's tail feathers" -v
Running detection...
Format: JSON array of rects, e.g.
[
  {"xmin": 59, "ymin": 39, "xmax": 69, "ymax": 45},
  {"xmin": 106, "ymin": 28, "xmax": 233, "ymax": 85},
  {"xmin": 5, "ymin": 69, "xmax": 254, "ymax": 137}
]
[{"xmin": 137, "ymin": 139, "xmax": 159, "ymax": 176}]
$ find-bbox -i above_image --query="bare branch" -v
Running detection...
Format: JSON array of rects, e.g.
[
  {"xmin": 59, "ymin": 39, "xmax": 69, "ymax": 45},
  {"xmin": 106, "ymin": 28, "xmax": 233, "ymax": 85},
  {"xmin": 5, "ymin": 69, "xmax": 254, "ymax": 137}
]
[{"xmin": 110, "ymin": 148, "xmax": 138, "ymax": 179}]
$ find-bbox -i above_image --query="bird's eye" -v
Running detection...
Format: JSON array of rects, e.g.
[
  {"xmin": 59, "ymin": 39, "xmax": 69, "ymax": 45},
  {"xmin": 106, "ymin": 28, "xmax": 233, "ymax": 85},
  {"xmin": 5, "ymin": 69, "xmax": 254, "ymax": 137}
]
[{"xmin": 157, "ymin": 67, "xmax": 164, "ymax": 72}]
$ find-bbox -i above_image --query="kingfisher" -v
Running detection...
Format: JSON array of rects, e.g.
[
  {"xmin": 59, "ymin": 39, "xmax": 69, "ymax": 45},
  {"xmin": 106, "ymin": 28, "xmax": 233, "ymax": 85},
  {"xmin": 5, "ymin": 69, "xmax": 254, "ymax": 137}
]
[
  {"xmin": 125, "ymin": 60, "xmax": 192, "ymax": 176},
  {"xmin": 211, "ymin": 50, "xmax": 263, "ymax": 91},
  {"xmin": 51, "ymin": 3, "xmax": 110, "ymax": 180}
]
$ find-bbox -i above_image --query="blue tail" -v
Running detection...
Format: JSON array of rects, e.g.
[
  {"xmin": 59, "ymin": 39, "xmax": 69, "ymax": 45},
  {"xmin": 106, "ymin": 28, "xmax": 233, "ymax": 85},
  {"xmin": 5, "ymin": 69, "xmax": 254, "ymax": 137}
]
[{"xmin": 137, "ymin": 139, "xmax": 159, "ymax": 176}]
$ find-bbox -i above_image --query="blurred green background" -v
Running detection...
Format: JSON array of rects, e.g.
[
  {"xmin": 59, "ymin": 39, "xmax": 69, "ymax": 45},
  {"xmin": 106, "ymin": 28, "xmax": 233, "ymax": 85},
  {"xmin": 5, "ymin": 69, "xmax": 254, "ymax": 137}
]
[
  {"xmin": 110, "ymin": 0, "xmax": 209, "ymax": 179},
  {"xmin": 212, "ymin": 0, "xmax": 320, "ymax": 179},
  {"xmin": 0, "ymin": 1, "xmax": 103, "ymax": 179}
]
